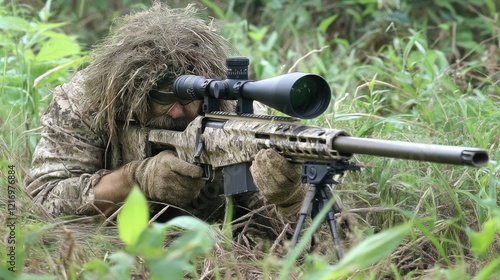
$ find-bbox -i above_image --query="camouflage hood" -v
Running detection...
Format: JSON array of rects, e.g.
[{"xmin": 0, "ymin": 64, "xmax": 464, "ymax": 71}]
[{"xmin": 84, "ymin": 2, "xmax": 235, "ymax": 137}]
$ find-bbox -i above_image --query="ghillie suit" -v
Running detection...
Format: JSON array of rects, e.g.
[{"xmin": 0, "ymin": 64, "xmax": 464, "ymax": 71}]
[
  {"xmin": 25, "ymin": 2, "xmax": 240, "ymax": 217},
  {"xmin": 84, "ymin": 2, "xmax": 237, "ymax": 141},
  {"xmin": 25, "ymin": 4, "xmax": 335, "ymax": 278}
]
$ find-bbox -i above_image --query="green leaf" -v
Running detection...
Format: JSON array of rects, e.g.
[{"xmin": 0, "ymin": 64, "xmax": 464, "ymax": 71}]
[
  {"xmin": 304, "ymin": 222, "xmax": 413, "ymax": 279},
  {"xmin": 35, "ymin": 34, "xmax": 81, "ymax": 62},
  {"xmin": 0, "ymin": 16, "xmax": 30, "ymax": 31},
  {"xmin": 83, "ymin": 259, "xmax": 110, "ymax": 278},
  {"xmin": 484, "ymin": 0, "xmax": 496, "ymax": 17},
  {"xmin": 143, "ymin": 217, "xmax": 213, "ymax": 279},
  {"xmin": 248, "ymin": 25, "xmax": 269, "ymax": 43},
  {"xmin": 164, "ymin": 216, "xmax": 214, "ymax": 261},
  {"xmin": 30, "ymin": 22, "xmax": 66, "ymax": 32},
  {"xmin": 148, "ymin": 258, "xmax": 191, "ymax": 280},
  {"xmin": 319, "ymin": 14, "xmax": 338, "ymax": 33},
  {"xmin": 117, "ymin": 186, "xmax": 150, "ymax": 248},
  {"xmin": 0, "ymin": 265, "xmax": 19, "ymax": 280},
  {"xmin": 468, "ymin": 219, "xmax": 498, "ymax": 257},
  {"xmin": 167, "ymin": 230, "xmax": 213, "ymax": 261},
  {"xmin": 403, "ymin": 39, "xmax": 416, "ymax": 70},
  {"xmin": 473, "ymin": 257, "xmax": 500, "ymax": 280},
  {"xmin": 135, "ymin": 223, "xmax": 169, "ymax": 259},
  {"xmin": 201, "ymin": 0, "xmax": 226, "ymax": 20},
  {"xmin": 165, "ymin": 215, "xmax": 212, "ymax": 231},
  {"xmin": 108, "ymin": 251, "xmax": 135, "ymax": 279}
]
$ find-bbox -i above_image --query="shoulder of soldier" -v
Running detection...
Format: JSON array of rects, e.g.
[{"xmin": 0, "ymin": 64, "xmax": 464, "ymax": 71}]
[
  {"xmin": 47, "ymin": 69, "xmax": 103, "ymax": 133},
  {"xmin": 57, "ymin": 70, "xmax": 88, "ymax": 110}
]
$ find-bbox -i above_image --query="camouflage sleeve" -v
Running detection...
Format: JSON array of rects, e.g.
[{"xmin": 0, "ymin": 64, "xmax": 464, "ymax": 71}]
[{"xmin": 25, "ymin": 71, "xmax": 111, "ymax": 216}]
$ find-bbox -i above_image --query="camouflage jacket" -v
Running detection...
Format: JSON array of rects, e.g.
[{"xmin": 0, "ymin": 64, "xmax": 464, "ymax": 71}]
[{"xmin": 25, "ymin": 71, "xmax": 264, "ymax": 220}]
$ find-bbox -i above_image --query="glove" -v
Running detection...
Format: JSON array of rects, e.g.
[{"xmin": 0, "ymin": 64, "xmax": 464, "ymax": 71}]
[
  {"xmin": 250, "ymin": 149, "xmax": 306, "ymax": 218},
  {"xmin": 125, "ymin": 150, "xmax": 205, "ymax": 206}
]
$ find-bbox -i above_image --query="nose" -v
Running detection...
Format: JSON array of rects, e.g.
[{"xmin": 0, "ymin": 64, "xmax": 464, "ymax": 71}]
[{"xmin": 167, "ymin": 102, "xmax": 185, "ymax": 119}]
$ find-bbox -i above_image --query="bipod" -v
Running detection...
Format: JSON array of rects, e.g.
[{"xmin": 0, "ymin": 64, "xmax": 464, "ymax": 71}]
[{"xmin": 290, "ymin": 161, "xmax": 359, "ymax": 260}]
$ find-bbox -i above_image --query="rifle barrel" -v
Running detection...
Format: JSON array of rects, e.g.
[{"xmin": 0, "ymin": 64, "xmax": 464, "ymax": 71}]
[{"xmin": 333, "ymin": 136, "xmax": 489, "ymax": 167}]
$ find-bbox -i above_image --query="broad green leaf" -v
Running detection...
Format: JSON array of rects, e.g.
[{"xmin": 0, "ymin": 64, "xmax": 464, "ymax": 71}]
[
  {"xmin": 33, "ymin": 57, "xmax": 86, "ymax": 87},
  {"xmin": 0, "ymin": 16, "xmax": 30, "ymax": 31},
  {"xmin": 473, "ymin": 258, "xmax": 500, "ymax": 280},
  {"xmin": 148, "ymin": 258, "xmax": 191, "ymax": 280},
  {"xmin": 137, "ymin": 217, "xmax": 214, "ymax": 279},
  {"xmin": 35, "ymin": 34, "xmax": 81, "ymax": 62},
  {"xmin": 468, "ymin": 219, "xmax": 498, "ymax": 257},
  {"xmin": 167, "ymin": 230, "xmax": 214, "ymax": 261},
  {"xmin": 248, "ymin": 25, "xmax": 269, "ymax": 43},
  {"xmin": 0, "ymin": 265, "xmax": 19, "ymax": 280},
  {"xmin": 82, "ymin": 259, "xmax": 109, "ymax": 278},
  {"xmin": 117, "ymin": 186, "xmax": 150, "ymax": 248},
  {"xmin": 108, "ymin": 251, "xmax": 135, "ymax": 280},
  {"xmin": 165, "ymin": 215, "xmax": 212, "ymax": 231},
  {"xmin": 134, "ymin": 223, "xmax": 169, "ymax": 259},
  {"xmin": 164, "ymin": 216, "xmax": 214, "ymax": 261},
  {"xmin": 304, "ymin": 222, "xmax": 413, "ymax": 279},
  {"xmin": 30, "ymin": 22, "xmax": 66, "ymax": 32}
]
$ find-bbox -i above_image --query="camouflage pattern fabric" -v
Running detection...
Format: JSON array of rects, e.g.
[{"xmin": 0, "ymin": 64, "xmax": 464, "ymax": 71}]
[
  {"xmin": 25, "ymin": 70, "xmax": 267, "ymax": 220},
  {"xmin": 24, "ymin": 3, "xmax": 295, "ymax": 235},
  {"xmin": 25, "ymin": 71, "xmax": 111, "ymax": 216}
]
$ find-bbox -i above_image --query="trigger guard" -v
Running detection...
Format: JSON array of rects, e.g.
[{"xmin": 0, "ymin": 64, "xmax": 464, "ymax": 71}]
[{"xmin": 201, "ymin": 164, "xmax": 215, "ymax": 181}]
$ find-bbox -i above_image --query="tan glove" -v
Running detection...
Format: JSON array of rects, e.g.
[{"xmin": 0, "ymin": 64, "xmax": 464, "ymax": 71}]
[
  {"xmin": 125, "ymin": 150, "xmax": 205, "ymax": 206},
  {"xmin": 250, "ymin": 149, "xmax": 306, "ymax": 218}
]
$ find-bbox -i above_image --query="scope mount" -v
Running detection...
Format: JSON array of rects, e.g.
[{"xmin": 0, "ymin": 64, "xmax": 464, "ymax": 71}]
[{"xmin": 202, "ymin": 57, "xmax": 255, "ymax": 115}]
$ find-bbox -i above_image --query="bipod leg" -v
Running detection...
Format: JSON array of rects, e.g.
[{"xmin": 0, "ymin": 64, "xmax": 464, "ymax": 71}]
[
  {"xmin": 291, "ymin": 184, "xmax": 317, "ymax": 247},
  {"xmin": 320, "ymin": 186, "xmax": 344, "ymax": 260}
]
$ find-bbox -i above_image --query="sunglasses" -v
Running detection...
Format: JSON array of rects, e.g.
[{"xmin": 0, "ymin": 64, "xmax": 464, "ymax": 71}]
[{"xmin": 149, "ymin": 89, "xmax": 195, "ymax": 106}]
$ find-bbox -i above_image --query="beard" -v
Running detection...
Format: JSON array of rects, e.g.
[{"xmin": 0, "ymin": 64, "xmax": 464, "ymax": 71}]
[
  {"xmin": 145, "ymin": 114, "xmax": 195, "ymax": 131},
  {"xmin": 144, "ymin": 100, "xmax": 202, "ymax": 130}
]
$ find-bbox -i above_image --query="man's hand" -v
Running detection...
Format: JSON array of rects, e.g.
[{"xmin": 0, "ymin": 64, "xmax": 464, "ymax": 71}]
[
  {"xmin": 250, "ymin": 149, "xmax": 306, "ymax": 218},
  {"xmin": 126, "ymin": 150, "xmax": 205, "ymax": 206}
]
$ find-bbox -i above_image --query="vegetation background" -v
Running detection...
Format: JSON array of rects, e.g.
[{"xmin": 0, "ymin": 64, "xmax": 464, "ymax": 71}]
[{"xmin": 0, "ymin": 0, "xmax": 499, "ymax": 279}]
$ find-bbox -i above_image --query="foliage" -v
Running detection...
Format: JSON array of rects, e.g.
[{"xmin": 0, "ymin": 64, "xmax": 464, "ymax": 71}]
[
  {"xmin": 301, "ymin": 221, "xmax": 414, "ymax": 279},
  {"xmin": 1, "ymin": 0, "xmax": 499, "ymax": 279},
  {"xmin": 0, "ymin": 0, "xmax": 85, "ymax": 164},
  {"xmin": 0, "ymin": 186, "xmax": 215, "ymax": 280},
  {"xmin": 83, "ymin": 186, "xmax": 215, "ymax": 279}
]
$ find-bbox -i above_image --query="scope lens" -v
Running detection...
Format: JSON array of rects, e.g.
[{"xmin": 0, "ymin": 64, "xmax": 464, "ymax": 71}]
[{"xmin": 290, "ymin": 76, "xmax": 320, "ymax": 114}]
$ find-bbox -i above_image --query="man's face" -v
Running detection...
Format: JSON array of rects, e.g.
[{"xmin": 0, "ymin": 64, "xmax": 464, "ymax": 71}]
[{"xmin": 145, "ymin": 100, "xmax": 202, "ymax": 130}]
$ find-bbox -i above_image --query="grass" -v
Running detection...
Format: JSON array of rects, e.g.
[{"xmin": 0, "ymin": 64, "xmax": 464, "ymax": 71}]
[{"xmin": 1, "ymin": 0, "xmax": 499, "ymax": 279}]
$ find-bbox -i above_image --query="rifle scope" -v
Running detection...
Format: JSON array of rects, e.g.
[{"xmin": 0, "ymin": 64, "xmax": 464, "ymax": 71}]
[{"xmin": 173, "ymin": 57, "xmax": 331, "ymax": 119}]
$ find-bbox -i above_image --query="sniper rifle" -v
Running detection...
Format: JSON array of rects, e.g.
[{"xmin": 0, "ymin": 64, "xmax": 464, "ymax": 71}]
[{"xmin": 125, "ymin": 57, "xmax": 489, "ymax": 259}]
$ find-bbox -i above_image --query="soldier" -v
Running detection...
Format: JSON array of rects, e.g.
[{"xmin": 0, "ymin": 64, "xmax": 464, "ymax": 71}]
[{"xmin": 25, "ymin": 3, "xmax": 306, "ymax": 223}]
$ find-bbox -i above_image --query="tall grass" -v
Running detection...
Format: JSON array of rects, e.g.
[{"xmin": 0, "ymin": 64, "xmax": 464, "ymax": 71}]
[
  {"xmin": 1, "ymin": 0, "xmax": 499, "ymax": 279},
  {"xmin": 0, "ymin": 1, "xmax": 85, "ymax": 165}
]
